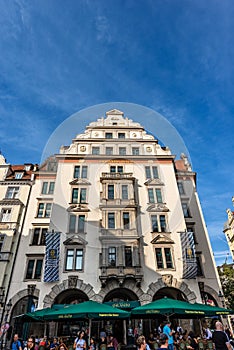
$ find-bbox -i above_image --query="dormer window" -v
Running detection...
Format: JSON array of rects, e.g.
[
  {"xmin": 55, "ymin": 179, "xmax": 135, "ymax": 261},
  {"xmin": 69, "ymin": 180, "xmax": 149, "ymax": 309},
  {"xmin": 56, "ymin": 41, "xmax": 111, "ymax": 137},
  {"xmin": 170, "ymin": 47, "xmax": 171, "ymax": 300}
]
[
  {"xmin": 24, "ymin": 165, "xmax": 31, "ymax": 171},
  {"xmin": 15, "ymin": 172, "xmax": 23, "ymax": 179}
]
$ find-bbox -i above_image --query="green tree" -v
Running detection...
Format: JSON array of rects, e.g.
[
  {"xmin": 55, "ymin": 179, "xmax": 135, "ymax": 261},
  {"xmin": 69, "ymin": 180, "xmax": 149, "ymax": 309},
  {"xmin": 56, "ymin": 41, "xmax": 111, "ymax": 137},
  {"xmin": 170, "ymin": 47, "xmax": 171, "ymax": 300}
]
[{"xmin": 218, "ymin": 264, "xmax": 234, "ymax": 310}]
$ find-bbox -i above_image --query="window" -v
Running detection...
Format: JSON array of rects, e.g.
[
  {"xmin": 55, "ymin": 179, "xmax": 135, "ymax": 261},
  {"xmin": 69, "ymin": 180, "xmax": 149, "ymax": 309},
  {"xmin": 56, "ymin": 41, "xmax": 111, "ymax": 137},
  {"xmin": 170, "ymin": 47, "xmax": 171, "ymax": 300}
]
[
  {"xmin": 151, "ymin": 215, "xmax": 167, "ymax": 232},
  {"xmin": 132, "ymin": 147, "xmax": 139, "ymax": 155},
  {"xmin": 119, "ymin": 147, "xmax": 126, "ymax": 155},
  {"xmin": 182, "ymin": 203, "xmax": 191, "ymax": 218},
  {"xmin": 37, "ymin": 203, "xmax": 52, "ymax": 218},
  {"xmin": 123, "ymin": 212, "xmax": 130, "ymax": 229},
  {"xmin": 110, "ymin": 166, "xmax": 123, "ymax": 173},
  {"xmin": 31, "ymin": 228, "xmax": 47, "ymax": 245},
  {"xmin": 74, "ymin": 166, "xmax": 88, "ymax": 179},
  {"xmin": 108, "ymin": 247, "xmax": 116, "ymax": 266},
  {"xmin": 105, "ymin": 133, "xmax": 113, "ymax": 139},
  {"xmin": 1, "ymin": 209, "xmax": 11, "ymax": 222},
  {"xmin": 106, "ymin": 147, "xmax": 113, "ymax": 155},
  {"xmin": 24, "ymin": 165, "xmax": 31, "ymax": 171},
  {"xmin": 108, "ymin": 213, "xmax": 115, "ymax": 229},
  {"xmin": 25, "ymin": 258, "xmax": 43, "ymax": 279},
  {"xmin": 125, "ymin": 246, "xmax": 132, "ymax": 267},
  {"xmin": 108, "ymin": 185, "xmax": 114, "ymax": 199},
  {"xmin": 92, "ymin": 147, "xmax": 100, "ymax": 155},
  {"xmin": 118, "ymin": 133, "xmax": 125, "ymax": 139},
  {"xmin": 122, "ymin": 185, "xmax": 128, "ymax": 200},
  {"xmin": 69, "ymin": 215, "xmax": 86, "ymax": 233},
  {"xmin": 0, "ymin": 235, "xmax": 5, "ymax": 252},
  {"xmin": 47, "ymin": 161, "xmax": 57, "ymax": 172},
  {"xmin": 71, "ymin": 188, "xmax": 87, "ymax": 204},
  {"xmin": 196, "ymin": 254, "xmax": 203, "ymax": 276},
  {"xmin": 145, "ymin": 166, "xmax": 159, "ymax": 179},
  {"xmin": 155, "ymin": 248, "xmax": 173, "ymax": 269},
  {"xmin": 69, "ymin": 214, "xmax": 86, "ymax": 233},
  {"xmin": 178, "ymin": 182, "xmax": 185, "ymax": 195},
  {"xmin": 5, "ymin": 187, "xmax": 19, "ymax": 199},
  {"xmin": 15, "ymin": 172, "xmax": 23, "ymax": 179},
  {"xmin": 148, "ymin": 189, "xmax": 163, "ymax": 203},
  {"xmin": 65, "ymin": 248, "xmax": 83, "ymax": 271},
  {"xmin": 41, "ymin": 182, "xmax": 55, "ymax": 195},
  {"xmin": 151, "ymin": 215, "xmax": 159, "ymax": 232}
]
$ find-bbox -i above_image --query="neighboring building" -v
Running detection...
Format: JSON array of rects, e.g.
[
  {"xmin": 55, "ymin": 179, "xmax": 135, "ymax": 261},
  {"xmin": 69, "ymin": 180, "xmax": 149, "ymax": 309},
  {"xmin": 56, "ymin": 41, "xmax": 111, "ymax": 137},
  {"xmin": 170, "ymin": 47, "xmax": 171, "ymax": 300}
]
[
  {"xmin": 223, "ymin": 198, "xmax": 234, "ymax": 261},
  {"xmin": 1, "ymin": 110, "xmax": 223, "ymax": 338},
  {"xmin": 0, "ymin": 156, "xmax": 37, "ymax": 325}
]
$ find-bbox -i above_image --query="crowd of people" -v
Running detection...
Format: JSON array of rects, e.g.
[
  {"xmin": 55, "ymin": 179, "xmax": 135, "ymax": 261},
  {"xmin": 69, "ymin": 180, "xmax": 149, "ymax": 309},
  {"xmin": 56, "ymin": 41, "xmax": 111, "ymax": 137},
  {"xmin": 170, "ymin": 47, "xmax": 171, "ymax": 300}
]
[
  {"xmin": 10, "ymin": 320, "xmax": 234, "ymax": 350},
  {"xmin": 138, "ymin": 320, "xmax": 234, "ymax": 350}
]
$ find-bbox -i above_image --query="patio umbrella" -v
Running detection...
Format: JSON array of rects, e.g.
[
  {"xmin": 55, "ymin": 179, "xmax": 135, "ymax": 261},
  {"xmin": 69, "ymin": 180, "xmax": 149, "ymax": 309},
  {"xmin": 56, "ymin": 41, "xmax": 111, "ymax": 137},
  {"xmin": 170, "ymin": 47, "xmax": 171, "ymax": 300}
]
[
  {"xmin": 131, "ymin": 297, "xmax": 233, "ymax": 318},
  {"xmin": 191, "ymin": 303, "xmax": 233, "ymax": 316},
  {"xmin": 43, "ymin": 300, "xmax": 130, "ymax": 320},
  {"xmin": 131, "ymin": 297, "xmax": 203, "ymax": 317}
]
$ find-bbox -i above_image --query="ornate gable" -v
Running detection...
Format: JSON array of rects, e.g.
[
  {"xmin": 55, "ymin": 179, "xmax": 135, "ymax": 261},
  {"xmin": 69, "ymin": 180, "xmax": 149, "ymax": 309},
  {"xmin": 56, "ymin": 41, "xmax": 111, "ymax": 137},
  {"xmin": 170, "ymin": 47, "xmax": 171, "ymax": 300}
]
[
  {"xmin": 147, "ymin": 204, "xmax": 169, "ymax": 212},
  {"xmin": 151, "ymin": 234, "xmax": 174, "ymax": 244},
  {"xmin": 63, "ymin": 235, "xmax": 87, "ymax": 246}
]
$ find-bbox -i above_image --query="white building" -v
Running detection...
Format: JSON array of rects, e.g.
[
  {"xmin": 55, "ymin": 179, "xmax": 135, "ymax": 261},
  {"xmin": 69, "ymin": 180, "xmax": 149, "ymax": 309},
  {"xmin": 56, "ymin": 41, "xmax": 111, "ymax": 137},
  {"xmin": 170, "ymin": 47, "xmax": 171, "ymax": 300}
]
[{"xmin": 1, "ymin": 110, "xmax": 222, "ymax": 338}]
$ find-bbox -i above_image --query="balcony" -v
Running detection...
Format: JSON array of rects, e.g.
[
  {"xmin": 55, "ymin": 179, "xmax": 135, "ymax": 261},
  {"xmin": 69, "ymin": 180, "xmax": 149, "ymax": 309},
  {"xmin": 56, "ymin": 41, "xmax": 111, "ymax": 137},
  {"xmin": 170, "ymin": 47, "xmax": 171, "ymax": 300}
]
[
  {"xmin": 100, "ymin": 172, "xmax": 134, "ymax": 180},
  {"xmin": 100, "ymin": 198, "xmax": 136, "ymax": 207},
  {"xmin": 99, "ymin": 228, "xmax": 138, "ymax": 239},
  {"xmin": 99, "ymin": 265, "xmax": 143, "ymax": 287}
]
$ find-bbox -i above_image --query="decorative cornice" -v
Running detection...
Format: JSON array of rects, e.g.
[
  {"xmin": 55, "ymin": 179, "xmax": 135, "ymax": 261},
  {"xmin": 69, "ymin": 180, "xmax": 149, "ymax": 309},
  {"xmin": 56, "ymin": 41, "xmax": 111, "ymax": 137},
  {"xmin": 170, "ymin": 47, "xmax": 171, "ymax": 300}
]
[
  {"xmin": 146, "ymin": 203, "xmax": 169, "ymax": 212},
  {"xmin": 67, "ymin": 204, "xmax": 90, "ymax": 212},
  {"xmin": 151, "ymin": 234, "xmax": 174, "ymax": 244},
  {"xmin": 0, "ymin": 198, "xmax": 24, "ymax": 206},
  {"xmin": 63, "ymin": 234, "xmax": 87, "ymax": 246},
  {"xmin": 69, "ymin": 179, "xmax": 91, "ymax": 186},
  {"xmin": 144, "ymin": 179, "xmax": 164, "ymax": 186}
]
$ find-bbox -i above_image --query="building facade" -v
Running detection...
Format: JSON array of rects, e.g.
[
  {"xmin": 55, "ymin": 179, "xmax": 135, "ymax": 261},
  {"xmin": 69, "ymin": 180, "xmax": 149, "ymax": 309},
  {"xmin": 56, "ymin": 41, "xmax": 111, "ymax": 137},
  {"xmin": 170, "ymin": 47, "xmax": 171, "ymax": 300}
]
[
  {"xmin": 0, "ymin": 109, "xmax": 223, "ymax": 337},
  {"xmin": 223, "ymin": 198, "xmax": 234, "ymax": 261}
]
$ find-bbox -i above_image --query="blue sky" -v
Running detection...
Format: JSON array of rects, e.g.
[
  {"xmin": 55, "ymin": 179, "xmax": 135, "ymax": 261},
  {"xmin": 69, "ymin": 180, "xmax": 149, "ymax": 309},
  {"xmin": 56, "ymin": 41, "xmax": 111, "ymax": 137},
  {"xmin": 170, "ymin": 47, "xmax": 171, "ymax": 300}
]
[{"xmin": 0, "ymin": 0, "xmax": 233, "ymax": 265}]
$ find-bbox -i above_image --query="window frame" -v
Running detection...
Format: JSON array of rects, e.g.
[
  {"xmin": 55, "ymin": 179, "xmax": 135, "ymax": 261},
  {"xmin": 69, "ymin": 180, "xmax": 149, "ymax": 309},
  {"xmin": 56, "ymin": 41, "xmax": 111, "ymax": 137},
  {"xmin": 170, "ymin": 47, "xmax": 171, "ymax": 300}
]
[
  {"xmin": 5, "ymin": 186, "xmax": 20, "ymax": 199},
  {"xmin": 151, "ymin": 214, "xmax": 168, "ymax": 232},
  {"xmin": 92, "ymin": 147, "xmax": 100, "ymax": 155},
  {"xmin": 31, "ymin": 227, "xmax": 48, "ymax": 246},
  {"xmin": 119, "ymin": 147, "xmax": 126, "ymax": 156},
  {"xmin": 25, "ymin": 257, "xmax": 44, "ymax": 280},
  {"xmin": 108, "ymin": 247, "xmax": 116, "ymax": 266},
  {"xmin": 73, "ymin": 165, "xmax": 88, "ymax": 179},
  {"xmin": 71, "ymin": 188, "xmax": 87, "ymax": 204},
  {"xmin": 105, "ymin": 132, "xmax": 113, "ymax": 139},
  {"xmin": 106, "ymin": 147, "xmax": 113, "ymax": 155},
  {"xmin": 155, "ymin": 247, "xmax": 174, "ymax": 270},
  {"xmin": 145, "ymin": 166, "xmax": 159, "ymax": 179},
  {"xmin": 108, "ymin": 212, "xmax": 115, "ymax": 229},
  {"xmin": 36, "ymin": 203, "xmax": 52, "ymax": 218},
  {"xmin": 121, "ymin": 185, "xmax": 128, "ymax": 200},
  {"xmin": 132, "ymin": 147, "xmax": 139, "ymax": 155},
  {"xmin": 0, "ymin": 208, "xmax": 12, "ymax": 222},
  {"xmin": 68, "ymin": 214, "xmax": 86, "ymax": 233},
  {"xmin": 65, "ymin": 248, "xmax": 84, "ymax": 271}
]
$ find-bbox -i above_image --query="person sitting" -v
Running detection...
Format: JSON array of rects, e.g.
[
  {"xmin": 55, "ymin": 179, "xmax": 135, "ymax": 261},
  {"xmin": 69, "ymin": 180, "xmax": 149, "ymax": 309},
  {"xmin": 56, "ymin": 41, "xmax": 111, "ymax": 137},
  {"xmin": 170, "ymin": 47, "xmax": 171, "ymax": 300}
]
[{"xmin": 157, "ymin": 334, "xmax": 168, "ymax": 350}]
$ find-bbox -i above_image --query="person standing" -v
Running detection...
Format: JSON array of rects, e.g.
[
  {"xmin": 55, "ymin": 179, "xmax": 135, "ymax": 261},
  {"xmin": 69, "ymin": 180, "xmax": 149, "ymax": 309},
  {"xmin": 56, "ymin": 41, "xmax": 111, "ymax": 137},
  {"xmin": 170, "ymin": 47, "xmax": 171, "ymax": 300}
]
[
  {"xmin": 163, "ymin": 321, "xmax": 174, "ymax": 350},
  {"xmin": 74, "ymin": 331, "xmax": 87, "ymax": 350},
  {"xmin": 212, "ymin": 321, "xmax": 232, "ymax": 350},
  {"xmin": 12, "ymin": 334, "xmax": 22, "ymax": 350}
]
